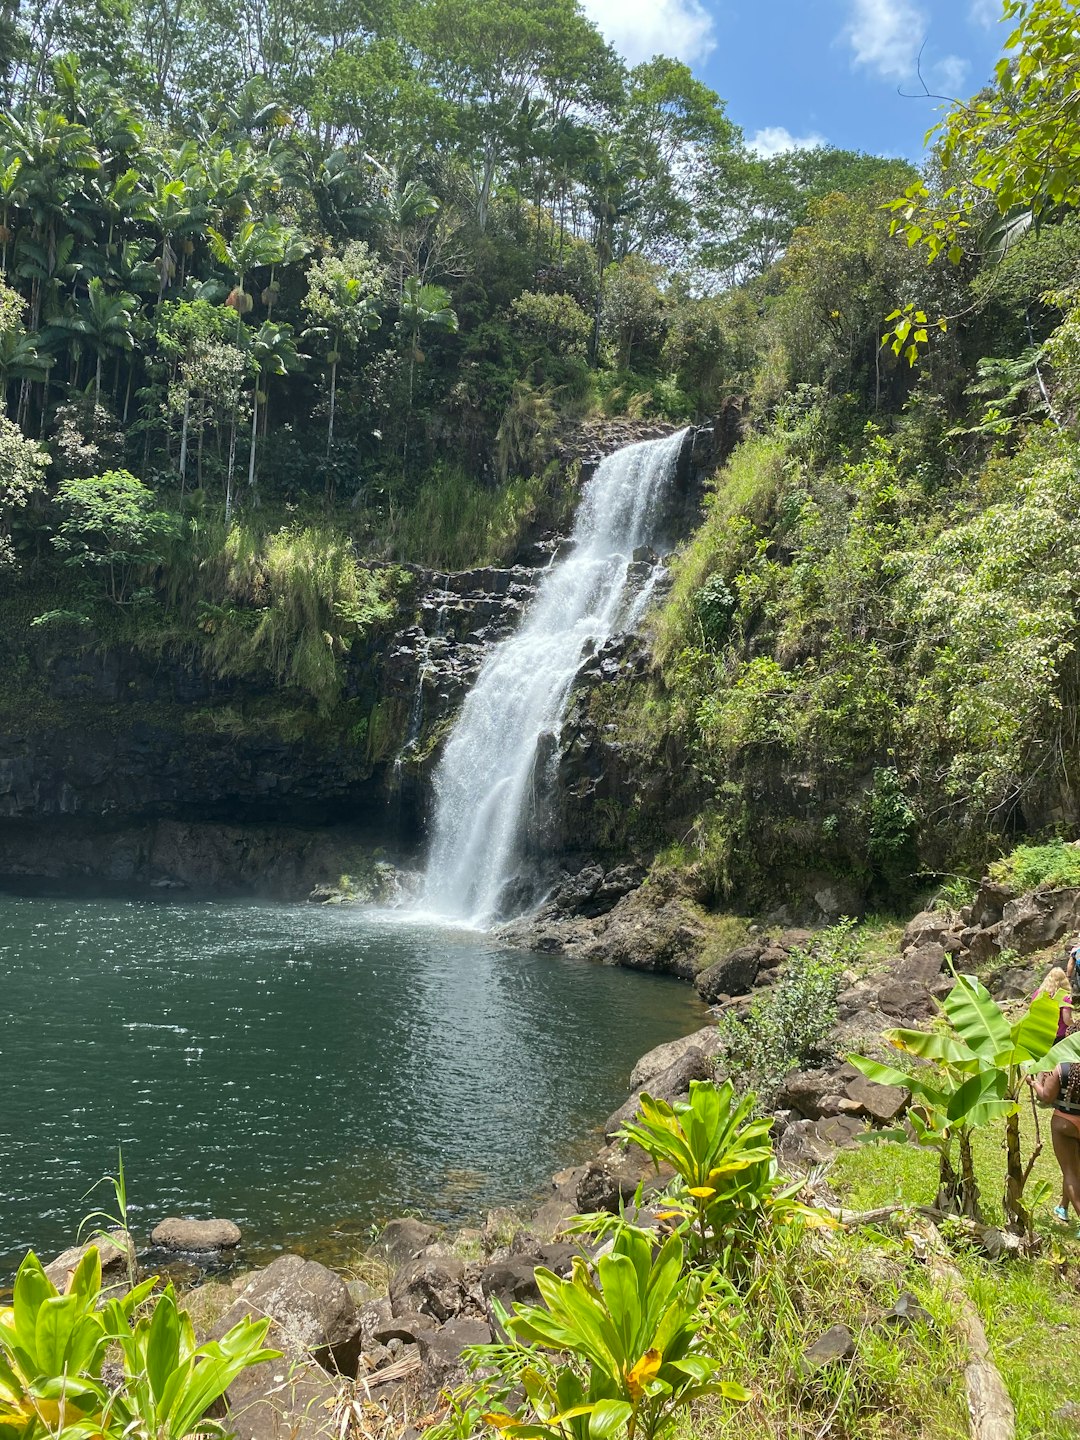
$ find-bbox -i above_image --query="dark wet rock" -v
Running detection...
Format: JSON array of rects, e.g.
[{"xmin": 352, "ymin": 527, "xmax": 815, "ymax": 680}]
[
  {"xmin": 150, "ymin": 1217, "xmax": 241, "ymax": 1251},
  {"xmin": 371, "ymin": 1218, "xmax": 437, "ymax": 1269},
  {"xmin": 389, "ymin": 1254, "xmax": 467, "ymax": 1322},
  {"xmin": 695, "ymin": 945, "xmax": 761, "ymax": 1002}
]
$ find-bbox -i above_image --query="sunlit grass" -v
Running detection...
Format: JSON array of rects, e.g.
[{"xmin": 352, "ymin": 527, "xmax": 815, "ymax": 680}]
[{"xmin": 831, "ymin": 1108, "xmax": 1080, "ymax": 1439}]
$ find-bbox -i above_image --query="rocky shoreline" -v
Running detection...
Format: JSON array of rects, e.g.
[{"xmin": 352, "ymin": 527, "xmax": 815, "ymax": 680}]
[{"xmin": 23, "ymin": 867, "xmax": 1080, "ymax": 1439}]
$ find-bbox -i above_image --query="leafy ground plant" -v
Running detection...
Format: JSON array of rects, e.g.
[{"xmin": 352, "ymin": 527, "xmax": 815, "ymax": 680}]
[
  {"xmin": 473, "ymin": 1224, "xmax": 747, "ymax": 1440},
  {"xmin": 616, "ymin": 1080, "xmax": 816, "ymax": 1270},
  {"xmin": 0, "ymin": 1246, "xmax": 277, "ymax": 1440}
]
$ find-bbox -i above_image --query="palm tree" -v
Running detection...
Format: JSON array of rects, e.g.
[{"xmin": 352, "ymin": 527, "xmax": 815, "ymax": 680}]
[
  {"xmin": 0, "ymin": 326, "xmax": 49, "ymax": 416},
  {"xmin": 49, "ymin": 276, "xmax": 137, "ymax": 406},
  {"xmin": 138, "ymin": 171, "xmax": 197, "ymax": 302},
  {"xmin": 398, "ymin": 276, "xmax": 457, "ymax": 466},
  {"xmin": 207, "ymin": 217, "xmax": 283, "ymax": 317},
  {"xmin": 0, "ymin": 110, "xmax": 99, "ymax": 328},
  {"xmin": 246, "ymin": 320, "xmax": 301, "ymax": 489}
]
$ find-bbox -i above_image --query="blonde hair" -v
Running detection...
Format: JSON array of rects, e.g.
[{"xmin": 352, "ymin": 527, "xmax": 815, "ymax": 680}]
[{"xmin": 1037, "ymin": 966, "xmax": 1070, "ymax": 997}]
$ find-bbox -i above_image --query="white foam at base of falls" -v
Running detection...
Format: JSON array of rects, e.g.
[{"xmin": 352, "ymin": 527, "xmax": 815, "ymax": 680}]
[{"xmin": 420, "ymin": 429, "xmax": 688, "ymax": 927}]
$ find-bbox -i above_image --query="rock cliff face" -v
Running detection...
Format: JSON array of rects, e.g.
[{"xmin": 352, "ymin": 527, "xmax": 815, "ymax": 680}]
[{"xmin": 0, "ymin": 417, "xmax": 736, "ymax": 894}]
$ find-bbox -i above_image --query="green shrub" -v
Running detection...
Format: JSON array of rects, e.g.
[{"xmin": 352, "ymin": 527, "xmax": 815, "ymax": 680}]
[
  {"xmin": 989, "ymin": 841, "xmax": 1080, "ymax": 893},
  {"xmin": 718, "ymin": 921, "xmax": 856, "ymax": 1106},
  {"xmin": 52, "ymin": 470, "xmax": 180, "ymax": 604}
]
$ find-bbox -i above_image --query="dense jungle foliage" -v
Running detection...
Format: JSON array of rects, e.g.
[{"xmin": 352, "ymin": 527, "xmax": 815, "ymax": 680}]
[{"xmin": 2, "ymin": 0, "xmax": 1080, "ymax": 896}]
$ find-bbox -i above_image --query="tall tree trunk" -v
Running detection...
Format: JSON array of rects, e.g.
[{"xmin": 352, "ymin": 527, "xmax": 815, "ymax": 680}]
[
  {"xmin": 178, "ymin": 392, "xmax": 190, "ymax": 494},
  {"xmin": 225, "ymin": 411, "xmax": 237, "ymax": 524},
  {"xmin": 247, "ymin": 385, "xmax": 258, "ymax": 490},
  {"xmin": 326, "ymin": 358, "xmax": 337, "ymax": 457},
  {"xmin": 95, "ymin": 353, "xmax": 103, "ymax": 410}
]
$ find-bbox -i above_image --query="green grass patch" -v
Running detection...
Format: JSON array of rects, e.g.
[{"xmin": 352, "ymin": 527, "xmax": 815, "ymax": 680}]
[
  {"xmin": 990, "ymin": 840, "xmax": 1080, "ymax": 893},
  {"xmin": 683, "ymin": 1224, "xmax": 967, "ymax": 1440},
  {"xmin": 379, "ymin": 464, "xmax": 556, "ymax": 570},
  {"xmin": 831, "ymin": 1108, "xmax": 1080, "ymax": 1439}
]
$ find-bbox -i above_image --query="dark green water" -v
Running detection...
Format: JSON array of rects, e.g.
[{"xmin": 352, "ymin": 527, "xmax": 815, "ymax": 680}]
[{"xmin": 0, "ymin": 894, "xmax": 703, "ymax": 1277}]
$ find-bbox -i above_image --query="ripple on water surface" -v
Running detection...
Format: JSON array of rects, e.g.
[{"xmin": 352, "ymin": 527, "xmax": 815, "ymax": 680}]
[{"xmin": 0, "ymin": 893, "xmax": 703, "ymax": 1276}]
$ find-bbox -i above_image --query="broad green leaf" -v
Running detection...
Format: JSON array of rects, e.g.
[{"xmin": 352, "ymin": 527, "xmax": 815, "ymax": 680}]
[{"xmin": 942, "ymin": 974, "xmax": 1012, "ymax": 1059}]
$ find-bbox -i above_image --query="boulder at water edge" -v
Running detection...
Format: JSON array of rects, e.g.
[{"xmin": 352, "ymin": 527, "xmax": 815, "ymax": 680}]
[{"xmin": 150, "ymin": 1217, "xmax": 242, "ymax": 1250}]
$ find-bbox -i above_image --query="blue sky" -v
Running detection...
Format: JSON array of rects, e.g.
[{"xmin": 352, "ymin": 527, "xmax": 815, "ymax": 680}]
[{"xmin": 581, "ymin": 0, "xmax": 1009, "ymax": 162}]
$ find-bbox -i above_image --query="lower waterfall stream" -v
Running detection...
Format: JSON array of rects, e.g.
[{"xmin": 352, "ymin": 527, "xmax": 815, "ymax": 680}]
[{"xmin": 421, "ymin": 429, "xmax": 688, "ymax": 926}]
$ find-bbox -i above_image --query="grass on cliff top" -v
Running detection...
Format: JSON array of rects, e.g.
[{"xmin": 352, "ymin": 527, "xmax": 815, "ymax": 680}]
[
  {"xmin": 831, "ymin": 1109, "xmax": 1080, "ymax": 1440},
  {"xmin": 989, "ymin": 840, "xmax": 1080, "ymax": 893}
]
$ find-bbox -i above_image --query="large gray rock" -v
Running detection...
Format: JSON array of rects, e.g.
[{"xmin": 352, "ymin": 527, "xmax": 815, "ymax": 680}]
[
  {"xmin": 695, "ymin": 946, "xmax": 761, "ymax": 1003},
  {"xmin": 603, "ymin": 1046, "xmax": 712, "ymax": 1138},
  {"xmin": 214, "ymin": 1255, "xmax": 362, "ymax": 1379},
  {"xmin": 969, "ymin": 880, "xmax": 1015, "ymax": 930},
  {"xmin": 417, "ymin": 1316, "xmax": 492, "ymax": 1395},
  {"xmin": 389, "ymin": 1254, "xmax": 467, "ymax": 1322},
  {"xmin": 150, "ymin": 1217, "xmax": 241, "ymax": 1251},
  {"xmin": 901, "ymin": 911, "xmax": 952, "ymax": 953},
  {"xmin": 44, "ymin": 1231, "xmax": 134, "ymax": 1294},
  {"xmin": 775, "ymin": 1067, "xmax": 846, "ymax": 1120},
  {"xmin": 998, "ymin": 887, "xmax": 1080, "ymax": 955},
  {"xmin": 843, "ymin": 1073, "xmax": 909, "ymax": 1123},
  {"xmin": 369, "ymin": 1218, "xmax": 436, "ymax": 1269},
  {"xmin": 896, "ymin": 942, "xmax": 946, "ymax": 986},
  {"xmin": 227, "ymin": 1361, "xmax": 340, "ymax": 1440},
  {"xmin": 480, "ymin": 1258, "xmax": 543, "ymax": 1311},
  {"xmin": 630, "ymin": 1025, "xmax": 722, "ymax": 1091}
]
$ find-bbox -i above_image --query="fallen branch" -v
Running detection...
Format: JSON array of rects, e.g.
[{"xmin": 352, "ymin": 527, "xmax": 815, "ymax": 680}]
[{"xmin": 926, "ymin": 1249, "xmax": 1014, "ymax": 1440}]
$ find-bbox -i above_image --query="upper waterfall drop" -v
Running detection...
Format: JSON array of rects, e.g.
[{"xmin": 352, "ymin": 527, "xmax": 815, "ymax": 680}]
[{"xmin": 420, "ymin": 428, "xmax": 689, "ymax": 927}]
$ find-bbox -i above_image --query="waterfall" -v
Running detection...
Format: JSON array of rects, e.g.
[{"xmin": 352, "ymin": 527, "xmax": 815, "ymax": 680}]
[{"xmin": 421, "ymin": 429, "xmax": 688, "ymax": 927}]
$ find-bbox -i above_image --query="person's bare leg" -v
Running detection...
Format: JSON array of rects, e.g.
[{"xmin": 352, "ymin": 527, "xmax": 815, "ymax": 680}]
[{"xmin": 1051, "ymin": 1115, "xmax": 1080, "ymax": 1215}]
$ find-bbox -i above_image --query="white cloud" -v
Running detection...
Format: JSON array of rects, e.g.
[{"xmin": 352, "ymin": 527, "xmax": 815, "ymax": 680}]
[
  {"xmin": 844, "ymin": 0, "xmax": 926, "ymax": 81},
  {"xmin": 749, "ymin": 126, "xmax": 827, "ymax": 158},
  {"xmin": 969, "ymin": 0, "xmax": 1001, "ymax": 26},
  {"xmin": 580, "ymin": 0, "xmax": 716, "ymax": 66},
  {"xmin": 931, "ymin": 53, "xmax": 969, "ymax": 92}
]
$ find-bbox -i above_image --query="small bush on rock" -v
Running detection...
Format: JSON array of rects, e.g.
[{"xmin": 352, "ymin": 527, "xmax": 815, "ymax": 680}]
[{"xmin": 717, "ymin": 921, "xmax": 856, "ymax": 1107}]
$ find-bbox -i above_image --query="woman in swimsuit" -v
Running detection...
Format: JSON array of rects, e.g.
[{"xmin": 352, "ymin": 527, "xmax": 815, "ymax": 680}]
[{"xmin": 1033, "ymin": 1019, "xmax": 1080, "ymax": 1225}]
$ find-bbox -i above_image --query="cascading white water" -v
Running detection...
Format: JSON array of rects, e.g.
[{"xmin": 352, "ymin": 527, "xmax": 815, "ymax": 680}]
[{"xmin": 421, "ymin": 429, "xmax": 688, "ymax": 927}]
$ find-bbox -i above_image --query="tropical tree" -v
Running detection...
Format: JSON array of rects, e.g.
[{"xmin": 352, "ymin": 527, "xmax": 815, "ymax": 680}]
[
  {"xmin": 852, "ymin": 972, "xmax": 1080, "ymax": 1235},
  {"xmin": 246, "ymin": 319, "xmax": 302, "ymax": 488},
  {"xmin": 48, "ymin": 275, "xmax": 136, "ymax": 405},
  {"xmin": 398, "ymin": 275, "xmax": 457, "ymax": 463},
  {"xmin": 302, "ymin": 241, "xmax": 383, "ymax": 464}
]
